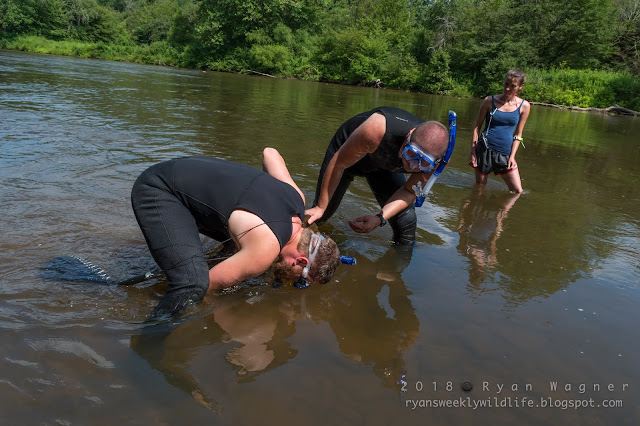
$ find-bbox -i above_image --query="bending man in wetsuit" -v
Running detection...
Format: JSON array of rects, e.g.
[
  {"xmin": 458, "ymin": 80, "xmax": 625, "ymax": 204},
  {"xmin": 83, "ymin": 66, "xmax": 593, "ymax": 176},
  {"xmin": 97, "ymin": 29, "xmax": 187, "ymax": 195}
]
[
  {"xmin": 306, "ymin": 106, "xmax": 450, "ymax": 245},
  {"xmin": 131, "ymin": 148, "xmax": 340, "ymax": 319}
]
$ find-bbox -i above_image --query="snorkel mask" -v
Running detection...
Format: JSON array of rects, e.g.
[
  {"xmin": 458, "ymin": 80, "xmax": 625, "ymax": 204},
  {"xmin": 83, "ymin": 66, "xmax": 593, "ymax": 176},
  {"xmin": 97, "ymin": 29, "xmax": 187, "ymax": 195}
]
[
  {"xmin": 290, "ymin": 235, "xmax": 357, "ymax": 289},
  {"xmin": 293, "ymin": 233, "xmax": 324, "ymax": 289},
  {"xmin": 272, "ymin": 224, "xmax": 358, "ymax": 289},
  {"xmin": 401, "ymin": 136, "xmax": 441, "ymax": 173},
  {"xmin": 413, "ymin": 110, "xmax": 457, "ymax": 207}
]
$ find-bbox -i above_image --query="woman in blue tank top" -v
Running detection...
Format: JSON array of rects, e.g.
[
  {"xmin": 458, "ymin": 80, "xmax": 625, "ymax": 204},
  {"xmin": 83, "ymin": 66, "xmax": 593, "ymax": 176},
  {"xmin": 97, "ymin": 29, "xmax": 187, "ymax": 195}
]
[{"xmin": 469, "ymin": 69, "xmax": 531, "ymax": 193}]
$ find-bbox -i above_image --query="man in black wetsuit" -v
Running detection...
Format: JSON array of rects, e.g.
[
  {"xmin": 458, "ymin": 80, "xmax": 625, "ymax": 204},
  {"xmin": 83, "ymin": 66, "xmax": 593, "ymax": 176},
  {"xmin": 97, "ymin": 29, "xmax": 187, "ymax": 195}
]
[
  {"xmin": 306, "ymin": 106, "xmax": 450, "ymax": 244},
  {"xmin": 131, "ymin": 148, "xmax": 340, "ymax": 319}
]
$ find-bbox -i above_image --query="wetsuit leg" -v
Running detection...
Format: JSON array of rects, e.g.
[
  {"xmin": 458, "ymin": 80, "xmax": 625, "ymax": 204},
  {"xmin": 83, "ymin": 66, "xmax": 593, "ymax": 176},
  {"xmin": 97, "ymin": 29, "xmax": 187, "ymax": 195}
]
[
  {"xmin": 131, "ymin": 167, "xmax": 210, "ymax": 319},
  {"xmin": 366, "ymin": 171, "xmax": 416, "ymax": 245}
]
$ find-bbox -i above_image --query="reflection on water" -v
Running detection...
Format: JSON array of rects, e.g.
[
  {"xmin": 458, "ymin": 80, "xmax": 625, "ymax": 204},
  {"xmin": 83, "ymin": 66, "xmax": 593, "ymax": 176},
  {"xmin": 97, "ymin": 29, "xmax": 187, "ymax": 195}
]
[
  {"xmin": 131, "ymin": 245, "xmax": 418, "ymax": 411},
  {"xmin": 457, "ymin": 186, "xmax": 521, "ymax": 288},
  {"xmin": 1, "ymin": 51, "xmax": 640, "ymax": 425},
  {"xmin": 322, "ymin": 246, "xmax": 418, "ymax": 388}
]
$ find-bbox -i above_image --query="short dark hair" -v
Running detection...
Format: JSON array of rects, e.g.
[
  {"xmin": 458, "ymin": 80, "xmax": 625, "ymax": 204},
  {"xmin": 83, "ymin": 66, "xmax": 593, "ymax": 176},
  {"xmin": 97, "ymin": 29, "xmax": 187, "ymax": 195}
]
[
  {"xmin": 297, "ymin": 228, "xmax": 340, "ymax": 284},
  {"xmin": 412, "ymin": 121, "xmax": 449, "ymax": 159}
]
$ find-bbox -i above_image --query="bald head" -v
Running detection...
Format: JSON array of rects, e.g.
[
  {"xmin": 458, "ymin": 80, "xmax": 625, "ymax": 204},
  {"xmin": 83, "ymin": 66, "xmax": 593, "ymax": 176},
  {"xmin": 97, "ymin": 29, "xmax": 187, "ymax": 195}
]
[{"xmin": 411, "ymin": 121, "xmax": 449, "ymax": 159}]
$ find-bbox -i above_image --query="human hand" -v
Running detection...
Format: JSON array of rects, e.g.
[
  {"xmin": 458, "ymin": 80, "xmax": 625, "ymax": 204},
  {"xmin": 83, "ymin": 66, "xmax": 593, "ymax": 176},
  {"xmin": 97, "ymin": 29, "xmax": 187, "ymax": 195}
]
[
  {"xmin": 305, "ymin": 206, "xmax": 325, "ymax": 225},
  {"xmin": 469, "ymin": 151, "xmax": 478, "ymax": 167},
  {"xmin": 348, "ymin": 215, "xmax": 381, "ymax": 233},
  {"xmin": 508, "ymin": 158, "xmax": 518, "ymax": 170}
]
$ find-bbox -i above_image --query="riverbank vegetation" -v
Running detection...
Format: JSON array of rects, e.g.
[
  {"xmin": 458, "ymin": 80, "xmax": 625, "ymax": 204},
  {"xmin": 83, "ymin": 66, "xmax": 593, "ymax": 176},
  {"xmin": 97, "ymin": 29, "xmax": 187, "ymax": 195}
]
[{"xmin": 2, "ymin": 0, "xmax": 639, "ymax": 110}]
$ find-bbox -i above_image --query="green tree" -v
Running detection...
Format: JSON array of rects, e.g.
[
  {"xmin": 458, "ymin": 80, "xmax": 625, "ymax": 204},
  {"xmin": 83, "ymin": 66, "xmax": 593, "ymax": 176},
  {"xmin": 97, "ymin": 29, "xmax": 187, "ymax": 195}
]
[
  {"xmin": 613, "ymin": 0, "xmax": 640, "ymax": 73},
  {"xmin": 533, "ymin": 0, "xmax": 616, "ymax": 68},
  {"xmin": 195, "ymin": 0, "xmax": 321, "ymax": 55},
  {"xmin": 316, "ymin": 27, "xmax": 391, "ymax": 83},
  {"xmin": 247, "ymin": 25, "xmax": 293, "ymax": 75},
  {"xmin": 244, "ymin": 23, "xmax": 320, "ymax": 77},
  {"xmin": 447, "ymin": 0, "xmax": 617, "ymax": 93},
  {"xmin": 167, "ymin": 0, "xmax": 199, "ymax": 47},
  {"xmin": 64, "ymin": 0, "xmax": 121, "ymax": 42},
  {"xmin": 410, "ymin": 0, "xmax": 457, "ymax": 63},
  {"xmin": 315, "ymin": 0, "xmax": 417, "ymax": 84},
  {"xmin": 418, "ymin": 48, "xmax": 455, "ymax": 94},
  {"xmin": 123, "ymin": 0, "xmax": 179, "ymax": 44},
  {"xmin": 0, "ymin": 0, "xmax": 67, "ymax": 39}
]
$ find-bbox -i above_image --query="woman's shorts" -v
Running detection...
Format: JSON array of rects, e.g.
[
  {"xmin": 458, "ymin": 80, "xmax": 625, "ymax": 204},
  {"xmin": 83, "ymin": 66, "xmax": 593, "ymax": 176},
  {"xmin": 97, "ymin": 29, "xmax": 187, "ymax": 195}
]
[{"xmin": 475, "ymin": 141, "xmax": 513, "ymax": 175}]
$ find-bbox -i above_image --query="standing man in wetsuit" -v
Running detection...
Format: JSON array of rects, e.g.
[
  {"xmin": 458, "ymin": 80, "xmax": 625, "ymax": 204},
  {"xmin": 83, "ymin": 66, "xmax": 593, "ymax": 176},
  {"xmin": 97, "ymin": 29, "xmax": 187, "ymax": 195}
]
[
  {"xmin": 305, "ymin": 106, "xmax": 450, "ymax": 245},
  {"xmin": 131, "ymin": 148, "xmax": 340, "ymax": 319}
]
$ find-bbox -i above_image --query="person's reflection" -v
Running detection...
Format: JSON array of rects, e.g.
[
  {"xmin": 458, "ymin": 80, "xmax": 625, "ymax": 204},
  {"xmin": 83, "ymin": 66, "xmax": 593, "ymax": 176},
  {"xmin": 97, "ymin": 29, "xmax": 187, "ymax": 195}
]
[
  {"xmin": 302, "ymin": 244, "xmax": 420, "ymax": 388},
  {"xmin": 130, "ymin": 288, "xmax": 298, "ymax": 411},
  {"xmin": 130, "ymin": 245, "xmax": 420, "ymax": 407},
  {"xmin": 211, "ymin": 291, "xmax": 298, "ymax": 377},
  {"xmin": 457, "ymin": 185, "xmax": 521, "ymax": 286},
  {"xmin": 129, "ymin": 321, "xmax": 222, "ymax": 412}
]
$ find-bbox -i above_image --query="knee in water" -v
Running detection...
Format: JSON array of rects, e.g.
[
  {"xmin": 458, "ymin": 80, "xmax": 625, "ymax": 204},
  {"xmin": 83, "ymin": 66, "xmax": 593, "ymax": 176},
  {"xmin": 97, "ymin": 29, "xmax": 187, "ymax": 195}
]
[
  {"xmin": 389, "ymin": 208, "xmax": 417, "ymax": 244},
  {"xmin": 150, "ymin": 286, "xmax": 205, "ymax": 321},
  {"xmin": 391, "ymin": 208, "xmax": 416, "ymax": 229}
]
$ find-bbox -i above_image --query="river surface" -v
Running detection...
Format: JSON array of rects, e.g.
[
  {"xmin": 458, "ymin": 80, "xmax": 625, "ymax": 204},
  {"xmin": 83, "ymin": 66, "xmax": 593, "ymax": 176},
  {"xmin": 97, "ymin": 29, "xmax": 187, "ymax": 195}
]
[{"xmin": 1, "ymin": 50, "xmax": 639, "ymax": 425}]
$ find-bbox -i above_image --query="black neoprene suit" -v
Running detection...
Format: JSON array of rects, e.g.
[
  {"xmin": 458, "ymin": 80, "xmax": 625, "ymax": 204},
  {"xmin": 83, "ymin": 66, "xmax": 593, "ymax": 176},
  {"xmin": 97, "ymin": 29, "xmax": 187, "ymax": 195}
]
[
  {"xmin": 131, "ymin": 156, "xmax": 304, "ymax": 318},
  {"xmin": 312, "ymin": 106, "xmax": 424, "ymax": 244}
]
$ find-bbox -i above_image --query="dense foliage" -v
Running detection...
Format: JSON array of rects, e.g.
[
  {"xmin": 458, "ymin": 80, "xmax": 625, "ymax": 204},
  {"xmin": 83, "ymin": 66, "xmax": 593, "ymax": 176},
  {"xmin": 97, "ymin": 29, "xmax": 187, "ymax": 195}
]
[{"xmin": 2, "ymin": 0, "xmax": 639, "ymax": 109}]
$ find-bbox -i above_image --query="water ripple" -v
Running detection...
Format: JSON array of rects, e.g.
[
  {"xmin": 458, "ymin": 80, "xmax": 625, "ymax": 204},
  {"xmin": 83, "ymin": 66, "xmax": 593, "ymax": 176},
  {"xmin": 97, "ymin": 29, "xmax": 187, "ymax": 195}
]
[{"xmin": 27, "ymin": 338, "xmax": 115, "ymax": 368}]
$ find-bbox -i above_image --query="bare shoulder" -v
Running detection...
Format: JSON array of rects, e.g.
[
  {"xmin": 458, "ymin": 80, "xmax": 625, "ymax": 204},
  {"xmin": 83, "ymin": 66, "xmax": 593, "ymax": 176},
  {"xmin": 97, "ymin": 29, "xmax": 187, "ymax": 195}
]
[
  {"xmin": 228, "ymin": 210, "xmax": 280, "ymax": 252},
  {"xmin": 340, "ymin": 112, "xmax": 386, "ymax": 155},
  {"xmin": 477, "ymin": 96, "xmax": 493, "ymax": 112},
  {"xmin": 481, "ymin": 95, "xmax": 495, "ymax": 109},
  {"xmin": 360, "ymin": 112, "xmax": 386, "ymax": 143}
]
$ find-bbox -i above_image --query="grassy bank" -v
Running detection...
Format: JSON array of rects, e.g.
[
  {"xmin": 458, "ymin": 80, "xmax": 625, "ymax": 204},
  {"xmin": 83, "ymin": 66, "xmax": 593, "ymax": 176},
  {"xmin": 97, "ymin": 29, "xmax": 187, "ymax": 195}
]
[
  {"xmin": 1, "ymin": 36, "xmax": 181, "ymax": 66},
  {"xmin": 522, "ymin": 69, "xmax": 640, "ymax": 110},
  {"xmin": 3, "ymin": 35, "xmax": 639, "ymax": 112}
]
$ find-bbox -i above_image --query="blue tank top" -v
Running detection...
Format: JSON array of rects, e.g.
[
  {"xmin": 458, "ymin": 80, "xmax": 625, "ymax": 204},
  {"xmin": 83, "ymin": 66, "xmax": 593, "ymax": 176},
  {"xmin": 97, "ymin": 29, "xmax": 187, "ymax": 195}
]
[{"xmin": 482, "ymin": 96, "xmax": 523, "ymax": 155}]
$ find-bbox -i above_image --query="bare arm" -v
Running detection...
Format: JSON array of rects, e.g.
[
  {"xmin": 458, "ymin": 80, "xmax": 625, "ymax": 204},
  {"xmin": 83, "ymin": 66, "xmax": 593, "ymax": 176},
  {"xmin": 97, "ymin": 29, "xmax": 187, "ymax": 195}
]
[
  {"xmin": 348, "ymin": 172, "xmax": 429, "ymax": 233},
  {"xmin": 513, "ymin": 100, "xmax": 531, "ymax": 139},
  {"xmin": 208, "ymin": 218, "xmax": 281, "ymax": 289},
  {"xmin": 207, "ymin": 209, "xmax": 281, "ymax": 290},
  {"xmin": 306, "ymin": 113, "xmax": 386, "ymax": 224},
  {"xmin": 470, "ymin": 97, "xmax": 492, "ymax": 167},
  {"xmin": 262, "ymin": 147, "xmax": 305, "ymax": 204},
  {"xmin": 208, "ymin": 249, "xmax": 276, "ymax": 289},
  {"xmin": 508, "ymin": 100, "xmax": 531, "ymax": 168}
]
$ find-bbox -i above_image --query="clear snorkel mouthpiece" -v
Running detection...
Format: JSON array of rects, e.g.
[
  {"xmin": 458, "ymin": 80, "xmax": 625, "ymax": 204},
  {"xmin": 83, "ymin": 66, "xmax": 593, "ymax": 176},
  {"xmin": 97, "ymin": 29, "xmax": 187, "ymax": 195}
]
[
  {"xmin": 294, "ymin": 233, "xmax": 324, "ymax": 289},
  {"xmin": 413, "ymin": 110, "xmax": 457, "ymax": 207},
  {"xmin": 412, "ymin": 181, "xmax": 427, "ymax": 207}
]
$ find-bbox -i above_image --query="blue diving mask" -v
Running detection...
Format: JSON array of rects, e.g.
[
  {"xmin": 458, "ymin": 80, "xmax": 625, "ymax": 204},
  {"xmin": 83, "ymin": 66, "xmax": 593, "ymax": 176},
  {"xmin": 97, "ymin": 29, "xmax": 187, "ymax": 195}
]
[
  {"xmin": 293, "ymin": 233, "xmax": 324, "ymax": 289},
  {"xmin": 401, "ymin": 131, "xmax": 441, "ymax": 173},
  {"xmin": 412, "ymin": 111, "xmax": 457, "ymax": 207}
]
